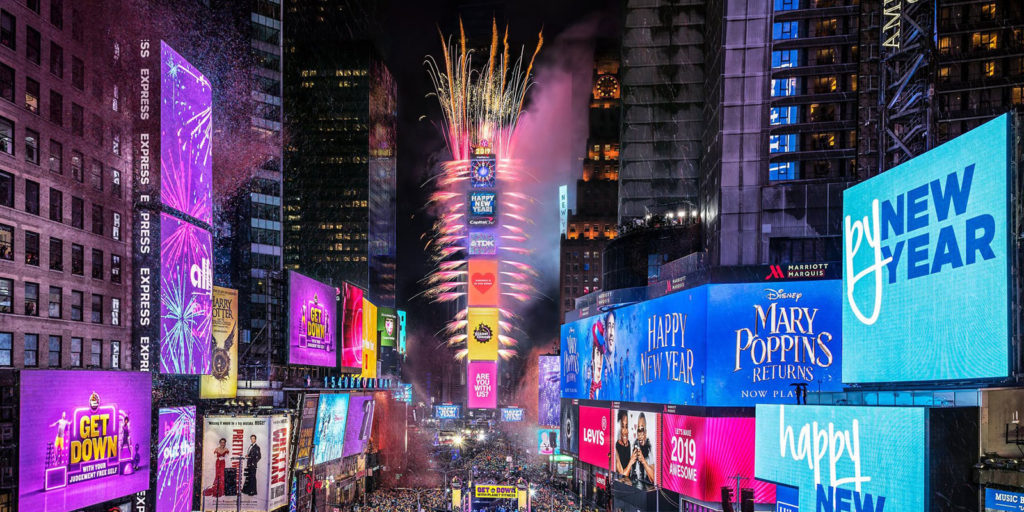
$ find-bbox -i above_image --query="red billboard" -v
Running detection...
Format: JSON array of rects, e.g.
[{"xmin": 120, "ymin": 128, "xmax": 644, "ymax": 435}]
[
  {"xmin": 467, "ymin": 259, "xmax": 499, "ymax": 306},
  {"xmin": 579, "ymin": 406, "xmax": 611, "ymax": 468}
]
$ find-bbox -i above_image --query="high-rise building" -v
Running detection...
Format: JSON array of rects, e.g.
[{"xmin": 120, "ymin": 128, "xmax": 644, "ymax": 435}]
[{"xmin": 283, "ymin": 1, "xmax": 397, "ymax": 308}]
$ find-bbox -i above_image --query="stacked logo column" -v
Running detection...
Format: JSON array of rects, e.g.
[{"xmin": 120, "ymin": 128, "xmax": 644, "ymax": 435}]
[{"xmin": 466, "ymin": 146, "xmax": 499, "ymax": 409}]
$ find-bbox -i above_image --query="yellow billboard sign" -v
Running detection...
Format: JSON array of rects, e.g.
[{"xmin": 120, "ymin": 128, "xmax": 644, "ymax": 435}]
[
  {"xmin": 360, "ymin": 298, "xmax": 378, "ymax": 378},
  {"xmin": 466, "ymin": 307, "xmax": 499, "ymax": 361},
  {"xmin": 474, "ymin": 484, "xmax": 517, "ymax": 499},
  {"xmin": 200, "ymin": 286, "xmax": 238, "ymax": 398}
]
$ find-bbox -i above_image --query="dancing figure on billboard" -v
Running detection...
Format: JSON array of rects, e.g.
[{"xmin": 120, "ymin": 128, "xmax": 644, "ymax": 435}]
[
  {"xmin": 49, "ymin": 412, "xmax": 72, "ymax": 465},
  {"xmin": 203, "ymin": 438, "xmax": 229, "ymax": 497},
  {"xmin": 242, "ymin": 434, "xmax": 261, "ymax": 496},
  {"xmin": 631, "ymin": 413, "xmax": 655, "ymax": 486},
  {"xmin": 589, "ymin": 321, "xmax": 606, "ymax": 399}
]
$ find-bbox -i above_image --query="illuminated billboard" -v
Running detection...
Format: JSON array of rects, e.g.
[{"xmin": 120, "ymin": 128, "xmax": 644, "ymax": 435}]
[
  {"xmin": 159, "ymin": 42, "xmax": 212, "ymax": 224},
  {"xmin": 560, "ymin": 400, "xmax": 579, "ymax": 455},
  {"xmin": 661, "ymin": 414, "xmax": 773, "ymax": 503},
  {"xmin": 361, "ymin": 298, "xmax": 378, "ymax": 378},
  {"xmin": 467, "ymin": 307, "xmax": 500, "ymax": 360},
  {"xmin": 468, "ymin": 191, "xmax": 497, "ymax": 225},
  {"xmin": 293, "ymin": 393, "xmax": 319, "ymax": 470},
  {"xmin": 611, "ymin": 409, "xmax": 658, "ymax": 487},
  {"xmin": 435, "ymin": 404, "xmax": 461, "ymax": 420},
  {"xmin": 538, "ymin": 429, "xmax": 560, "ymax": 455},
  {"xmin": 201, "ymin": 415, "xmax": 289, "ymax": 512},
  {"xmin": 538, "ymin": 355, "xmax": 560, "ymax": 427},
  {"xmin": 341, "ymin": 283, "xmax": 364, "ymax": 369},
  {"xmin": 467, "ymin": 360, "xmax": 498, "ymax": 409},
  {"xmin": 342, "ymin": 396, "xmax": 376, "ymax": 458},
  {"xmin": 288, "ymin": 271, "xmax": 338, "ymax": 367},
  {"xmin": 19, "ymin": 370, "xmax": 152, "ymax": 511},
  {"xmin": 579, "ymin": 405, "xmax": 611, "ymax": 467},
  {"xmin": 312, "ymin": 394, "xmax": 350, "ymax": 465},
  {"xmin": 397, "ymin": 309, "xmax": 407, "ymax": 354},
  {"xmin": 160, "ymin": 212, "xmax": 213, "ymax": 374},
  {"xmin": 501, "ymin": 407, "xmax": 525, "ymax": 422},
  {"xmin": 843, "ymin": 114, "xmax": 1011, "ymax": 383},
  {"xmin": 201, "ymin": 286, "xmax": 239, "ymax": 398},
  {"xmin": 157, "ymin": 406, "xmax": 196, "ymax": 512},
  {"xmin": 755, "ymin": 404, "xmax": 926, "ymax": 512},
  {"xmin": 468, "ymin": 260, "xmax": 499, "ymax": 307},
  {"xmin": 705, "ymin": 281, "xmax": 842, "ymax": 406},
  {"xmin": 470, "ymin": 156, "xmax": 496, "ymax": 188},
  {"xmin": 378, "ymin": 307, "xmax": 398, "ymax": 347},
  {"xmin": 469, "ymin": 231, "xmax": 497, "ymax": 255}
]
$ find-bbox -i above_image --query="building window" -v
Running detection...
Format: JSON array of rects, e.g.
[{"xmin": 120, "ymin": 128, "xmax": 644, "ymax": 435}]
[
  {"xmin": 0, "ymin": 63, "xmax": 12, "ymax": 102},
  {"xmin": 48, "ymin": 335, "xmax": 61, "ymax": 367},
  {"xmin": 110, "ymin": 297, "xmax": 119, "ymax": 326},
  {"xmin": 0, "ymin": 116, "xmax": 13, "ymax": 155},
  {"xmin": 112, "ymin": 211, "xmax": 120, "ymax": 240},
  {"xmin": 111, "ymin": 168, "xmax": 121, "ymax": 197},
  {"xmin": 111, "ymin": 254, "xmax": 121, "ymax": 283},
  {"xmin": 110, "ymin": 340, "xmax": 120, "ymax": 369},
  {"xmin": 0, "ymin": 278, "xmax": 11, "ymax": 313},
  {"xmin": 0, "ymin": 223, "xmax": 11, "ymax": 261},
  {"xmin": 26, "ymin": 26, "xmax": 40, "ymax": 64},
  {"xmin": 70, "ymin": 337, "xmax": 82, "ymax": 366},
  {"xmin": 0, "ymin": 10, "xmax": 14, "ymax": 50},
  {"xmin": 26, "ymin": 0, "xmax": 40, "ymax": 14},
  {"xmin": 48, "ymin": 236, "xmax": 61, "ymax": 271},
  {"xmin": 70, "ymin": 291, "xmax": 82, "ymax": 321},
  {"xmin": 1014, "ymin": 87, "xmax": 1024, "ymax": 105},
  {"xmin": 71, "ymin": 56, "xmax": 83, "ymax": 90},
  {"xmin": 71, "ymin": 103, "xmax": 82, "ymax": 135},
  {"xmin": 24, "ymin": 334, "xmax": 38, "ymax": 367},
  {"xmin": 25, "ymin": 179, "xmax": 39, "ymax": 214},
  {"xmin": 91, "ymin": 204, "xmax": 103, "ymax": 235},
  {"xmin": 71, "ymin": 196, "xmax": 82, "ymax": 228},
  {"xmin": 939, "ymin": 36, "xmax": 952, "ymax": 54},
  {"xmin": 0, "ymin": 332, "xmax": 10, "ymax": 366},
  {"xmin": 48, "ymin": 286, "xmax": 60, "ymax": 318},
  {"xmin": 0, "ymin": 170, "xmax": 10, "ymax": 207},
  {"xmin": 973, "ymin": 31, "xmax": 999, "ymax": 50},
  {"xmin": 90, "ymin": 159, "xmax": 103, "ymax": 191},
  {"xmin": 48, "ymin": 187, "xmax": 61, "ymax": 221},
  {"xmin": 50, "ymin": 0, "xmax": 63, "ymax": 28},
  {"xmin": 90, "ymin": 294, "xmax": 102, "ymax": 324},
  {"xmin": 91, "ymin": 114, "xmax": 102, "ymax": 147},
  {"xmin": 91, "ymin": 248, "xmax": 103, "ymax": 279},
  {"xmin": 24, "ymin": 281, "xmax": 38, "ymax": 316},
  {"xmin": 25, "ymin": 231, "xmax": 39, "ymax": 266},
  {"xmin": 70, "ymin": 243, "xmax": 82, "ymax": 274},
  {"xmin": 71, "ymin": 150, "xmax": 82, "ymax": 181},
  {"xmin": 89, "ymin": 339, "xmax": 101, "ymax": 367},
  {"xmin": 24, "ymin": 128, "xmax": 38, "ymax": 164},
  {"xmin": 49, "ymin": 42, "xmax": 63, "ymax": 78},
  {"xmin": 112, "ymin": 85, "xmax": 118, "ymax": 112},
  {"xmin": 984, "ymin": 60, "xmax": 996, "ymax": 77},
  {"xmin": 48, "ymin": 89, "xmax": 61, "ymax": 124},
  {"xmin": 48, "ymin": 139, "xmax": 61, "ymax": 173},
  {"xmin": 25, "ymin": 77, "xmax": 39, "ymax": 113}
]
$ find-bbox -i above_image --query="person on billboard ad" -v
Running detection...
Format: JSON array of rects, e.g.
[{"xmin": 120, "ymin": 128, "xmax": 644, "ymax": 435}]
[
  {"xmin": 631, "ymin": 413, "xmax": 655, "ymax": 486},
  {"xmin": 614, "ymin": 410, "xmax": 631, "ymax": 479},
  {"xmin": 242, "ymin": 434, "xmax": 262, "ymax": 496},
  {"xmin": 589, "ymin": 321, "xmax": 606, "ymax": 399},
  {"xmin": 203, "ymin": 438, "xmax": 229, "ymax": 497}
]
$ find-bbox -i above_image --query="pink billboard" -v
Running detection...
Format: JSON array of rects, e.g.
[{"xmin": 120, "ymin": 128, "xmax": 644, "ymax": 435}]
[
  {"xmin": 579, "ymin": 406, "xmax": 611, "ymax": 468},
  {"xmin": 467, "ymin": 361, "xmax": 497, "ymax": 409},
  {"xmin": 660, "ymin": 414, "xmax": 774, "ymax": 503}
]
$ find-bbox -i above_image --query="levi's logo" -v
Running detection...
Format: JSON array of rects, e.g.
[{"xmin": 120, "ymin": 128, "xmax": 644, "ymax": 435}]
[{"xmin": 583, "ymin": 428, "xmax": 604, "ymax": 445}]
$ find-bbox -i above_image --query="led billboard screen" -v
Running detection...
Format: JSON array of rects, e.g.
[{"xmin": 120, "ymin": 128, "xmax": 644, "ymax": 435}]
[
  {"xmin": 705, "ymin": 281, "xmax": 842, "ymax": 406},
  {"xmin": 470, "ymin": 157, "xmax": 496, "ymax": 188},
  {"xmin": 467, "ymin": 307, "xmax": 500, "ymax": 360},
  {"xmin": 843, "ymin": 114, "xmax": 1011, "ymax": 383},
  {"xmin": 501, "ymin": 408, "xmax": 525, "ymax": 422},
  {"xmin": 468, "ymin": 260, "xmax": 499, "ymax": 307},
  {"xmin": 538, "ymin": 429, "xmax": 560, "ymax": 455},
  {"xmin": 378, "ymin": 307, "xmax": 398, "ymax": 347},
  {"xmin": 755, "ymin": 404, "xmax": 926, "ymax": 512},
  {"xmin": 342, "ymin": 396, "xmax": 375, "ymax": 458},
  {"xmin": 611, "ymin": 409, "xmax": 658, "ymax": 487},
  {"xmin": 293, "ymin": 393, "xmax": 319, "ymax": 470},
  {"xmin": 538, "ymin": 356, "xmax": 560, "ymax": 427},
  {"xmin": 160, "ymin": 42, "xmax": 212, "ymax": 224},
  {"xmin": 341, "ymin": 283, "xmax": 364, "ymax": 369},
  {"xmin": 579, "ymin": 405, "xmax": 611, "ymax": 468},
  {"xmin": 468, "ymin": 360, "xmax": 498, "ymax": 409},
  {"xmin": 397, "ymin": 309, "xmax": 407, "ymax": 354},
  {"xmin": 435, "ymin": 404, "xmax": 461, "ymax": 420},
  {"xmin": 201, "ymin": 415, "xmax": 288, "ymax": 512},
  {"xmin": 288, "ymin": 271, "xmax": 338, "ymax": 367},
  {"xmin": 19, "ymin": 370, "xmax": 152, "ymax": 511},
  {"xmin": 160, "ymin": 212, "xmax": 213, "ymax": 374},
  {"xmin": 201, "ymin": 286, "xmax": 239, "ymax": 398},
  {"xmin": 312, "ymin": 394, "xmax": 349, "ymax": 465},
  {"xmin": 361, "ymin": 298, "xmax": 378, "ymax": 378},
  {"xmin": 560, "ymin": 400, "xmax": 579, "ymax": 455},
  {"xmin": 157, "ymin": 406, "xmax": 196, "ymax": 512}
]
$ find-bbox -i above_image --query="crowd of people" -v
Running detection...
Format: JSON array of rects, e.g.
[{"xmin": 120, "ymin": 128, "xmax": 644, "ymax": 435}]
[{"xmin": 341, "ymin": 488, "xmax": 449, "ymax": 512}]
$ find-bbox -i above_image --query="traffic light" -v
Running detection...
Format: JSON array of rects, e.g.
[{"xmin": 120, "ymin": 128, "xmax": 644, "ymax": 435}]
[
  {"xmin": 721, "ymin": 487, "xmax": 734, "ymax": 512},
  {"xmin": 740, "ymin": 488, "xmax": 754, "ymax": 512}
]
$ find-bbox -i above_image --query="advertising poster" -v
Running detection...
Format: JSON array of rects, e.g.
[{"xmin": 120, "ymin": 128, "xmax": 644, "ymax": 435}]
[
  {"xmin": 560, "ymin": 400, "xmax": 579, "ymax": 455},
  {"xmin": 469, "ymin": 231, "xmax": 497, "ymax": 256},
  {"xmin": 312, "ymin": 394, "xmax": 350, "ymax": 465},
  {"xmin": 342, "ymin": 396, "xmax": 376, "ymax": 458},
  {"xmin": 538, "ymin": 429, "xmax": 560, "ymax": 455},
  {"xmin": 361, "ymin": 298, "xmax": 379, "ymax": 378},
  {"xmin": 501, "ymin": 408, "xmax": 525, "ymax": 422},
  {"xmin": 610, "ymin": 409, "xmax": 658, "ymax": 487},
  {"xmin": 470, "ymin": 156, "xmax": 496, "ymax": 188},
  {"xmin": 705, "ymin": 281, "xmax": 842, "ymax": 406},
  {"xmin": 661, "ymin": 414, "xmax": 774, "ymax": 503},
  {"xmin": 538, "ymin": 356, "xmax": 561, "ymax": 427},
  {"xmin": 267, "ymin": 415, "xmax": 290, "ymax": 510},
  {"xmin": 467, "ymin": 361, "xmax": 498, "ymax": 409},
  {"xmin": 293, "ymin": 394, "xmax": 319, "ymax": 470},
  {"xmin": 579, "ymin": 405, "xmax": 611, "ymax": 468},
  {"xmin": 288, "ymin": 271, "xmax": 338, "ymax": 367},
  {"xmin": 397, "ymin": 309, "xmax": 407, "ymax": 354},
  {"xmin": 341, "ymin": 283, "xmax": 364, "ymax": 369},
  {"xmin": 475, "ymin": 485, "xmax": 517, "ymax": 499},
  {"xmin": 201, "ymin": 416, "xmax": 275, "ymax": 512},
  {"xmin": 201, "ymin": 286, "xmax": 239, "ymax": 398},
  {"xmin": 755, "ymin": 404, "xmax": 926, "ymax": 512},
  {"xmin": 157, "ymin": 406, "xmax": 196, "ymax": 512},
  {"xmin": 468, "ymin": 260, "xmax": 499, "ymax": 307},
  {"xmin": 467, "ymin": 307, "xmax": 500, "ymax": 360},
  {"xmin": 378, "ymin": 307, "xmax": 398, "ymax": 347},
  {"xmin": 436, "ymin": 404, "xmax": 461, "ymax": 420},
  {"xmin": 160, "ymin": 212, "xmax": 213, "ymax": 374},
  {"xmin": 561, "ymin": 288, "xmax": 707, "ymax": 405},
  {"xmin": 843, "ymin": 114, "xmax": 1011, "ymax": 384},
  {"xmin": 468, "ymin": 191, "xmax": 497, "ymax": 226},
  {"xmin": 19, "ymin": 371, "xmax": 152, "ymax": 512}
]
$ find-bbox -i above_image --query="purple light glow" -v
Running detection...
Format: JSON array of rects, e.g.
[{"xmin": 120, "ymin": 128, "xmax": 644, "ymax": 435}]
[
  {"xmin": 160, "ymin": 42, "xmax": 212, "ymax": 224},
  {"xmin": 342, "ymin": 396, "xmax": 376, "ymax": 458},
  {"xmin": 160, "ymin": 213, "xmax": 213, "ymax": 374},
  {"xmin": 288, "ymin": 271, "xmax": 339, "ymax": 367},
  {"xmin": 157, "ymin": 407, "xmax": 196, "ymax": 512}
]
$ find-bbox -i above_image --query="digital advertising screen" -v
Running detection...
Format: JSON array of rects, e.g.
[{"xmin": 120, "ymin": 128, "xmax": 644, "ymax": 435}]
[
  {"xmin": 201, "ymin": 286, "xmax": 239, "ymax": 398},
  {"xmin": 843, "ymin": 113, "xmax": 1011, "ymax": 384},
  {"xmin": 361, "ymin": 298, "xmax": 379, "ymax": 378},
  {"xmin": 561, "ymin": 287, "xmax": 707, "ymax": 404},
  {"xmin": 560, "ymin": 400, "xmax": 579, "ymax": 455},
  {"xmin": 159, "ymin": 41, "xmax": 212, "ymax": 224},
  {"xmin": 468, "ymin": 191, "xmax": 497, "ymax": 226},
  {"xmin": 312, "ymin": 394, "xmax": 350, "ymax": 465},
  {"xmin": 342, "ymin": 396, "xmax": 376, "ymax": 458},
  {"xmin": 705, "ymin": 281, "xmax": 842, "ymax": 406},
  {"xmin": 579, "ymin": 405, "xmax": 611, "ymax": 468},
  {"xmin": 288, "ymin": 270, "xmax": 338, "ymax": 367},
  {"xmin": 157, "ymin": 406, "xmax": 196, "ymax": 512},
  {"xmin": 538, "ymin": 355, "xmax": 560, "ymax": 427},
  {"xmin": 341, "ymin": 283, "xmax": 364, "ymax": 369},
  {"xmin": 755, "ymin": 404, "xmax": 926, "ymax": 512},
  {"xmin": 467, "ymin": 360, "xmax": 498, "ymax": 409},
  {"xmin": 293, "ymin": 393, "xmax": 319, "ymax": 470},
  {"xmin": 610, "ymin": 409, "xmax": 659, "ymax": 487},
  {"xmin": 469, "ymin": 231, "xmax": 497, "ymax": 256},
  {"xmin": 501, "ymin": 407, "xmax": 525, "ymax": 422},
  {"xmin": 435, "ymin": 404, "xmax": 462, "ymax": 420},
  {"xmin": 468, "ymin": 260, "xmax": 499, "ymax": 307},
  {"xmin": 397, "ymin": 309, "xmax": 407, "ymax": 354},
  {"xmin": 467, "ymin": 307, "xmax": 500, "ymax": 360},
  {"xmin": 19, "ymin": 370, "xmax": 153, "ymax": 512},
  {"xmin": 538, "ymin": 429, "xmax": 560, "ymax": 455},
  {"xmin": 267, "ymin": 415, "xmax": 290, "ymax": 511},
  {"xmin": 160, "ymin": 212, "xmax": 213, "ymax": 374},
  {"xmin": 470, "ymin": 156, "xmax": 496, "ymax": 188},
  {"xmin": 661, "ymin": 414, "xmax": 773, "ymax": 503},
  {"xmin": 378, "ymin": 307, "xmax": 398, "ymax": 347},
  {"xmin": 201, "ymin": 416, "xmax": 282, "ymax": 512}
]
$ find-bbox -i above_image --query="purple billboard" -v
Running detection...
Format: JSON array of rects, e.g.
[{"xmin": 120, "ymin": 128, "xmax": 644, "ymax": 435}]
[
  {"xmin": 160, "ymin": 212, "xmax": 213, "ymax": 374},
  {"xmin": 341, "ymin": 283, "xmax": 364, "ymax": 369},
  {"xmin": 157, "ymin": 406, "xmax": 196, "ymax": 512},
  {"xmin": 19, "ymin": 370, "xmax": 152, "ymax": 511},
  {"xmin": 538, "ymin": 356, "xmax": 560, "ymax": 427},
  {"xmin": 160, "ymin": 41, "xmax": 212, "ymax": 224},
  {"xmin": 289, "ymin": 270, "xmax": 339, "ymax": 367},
  {"xmin": 342, "ymin": 396, "xmax": 376, "ymax": 458}
]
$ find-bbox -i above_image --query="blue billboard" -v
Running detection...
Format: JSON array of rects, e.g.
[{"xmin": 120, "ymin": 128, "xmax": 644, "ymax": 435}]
[
  {"xmin": 436, "ymin": 404, "xmax": 461, "ymax": 419},
  {"xmin": 312, "ymin": 394, "xmax": 350, "ymax": 465},
  {"xmin": 706, "ymin": 281, "xmax": 842, "ymax": 406},
  {"xmin": 843, "ymin": 114, "xmax": 1011, "ymax": 384},
  {"xmin": 754, "ymin": 404, "xmax": 926, "ymax": 512}
]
